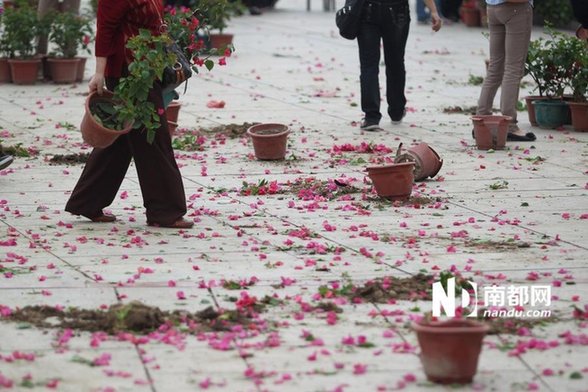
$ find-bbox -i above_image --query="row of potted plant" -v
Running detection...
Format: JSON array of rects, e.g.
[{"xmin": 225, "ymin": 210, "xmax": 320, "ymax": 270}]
[
  {"xmin": 524, "ymin": 28, "xmax": 588, "ymax": 132},
  {"xmin": 0, "ymin": 1, "xmax": 93, "ymax": 84}
]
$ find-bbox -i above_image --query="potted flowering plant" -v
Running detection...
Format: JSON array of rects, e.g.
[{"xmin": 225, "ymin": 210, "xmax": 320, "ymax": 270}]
[
  {"xmin": 2, "ymin": 2, "xmax": 41, "ymax": 84},
  {"xmin": 82, "ymin": 7, "xmax": 233, "ymax": 146},
  {"xmin": 564, "ymin": 37, "xmax": 588, "ymax": 132},
  {"xmin": 47, "ymin": 11, "xmax": 93, "ymax": 83}
]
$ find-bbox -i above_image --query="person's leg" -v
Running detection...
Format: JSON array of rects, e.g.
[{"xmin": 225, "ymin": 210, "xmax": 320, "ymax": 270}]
[
  {"xmin": 128, "ymin": 83, "xmax": 188, "ymax": 226},
  {"xmin": 65, "ymin": 78, "xmax": 132, "ymax": 220},
  {"xmin": 357, "ymin": 2, "xmax": 383, "ymax": 126},
  {"xmin": 416, "ymin": 0, "xmax": 429, "ymax": 22},
  {"xmin": 37, "ymin": 0, "xmax": 59, "ymax": 55},
  {"xmin": 382, "ymin": 1, "xmax": 410, "ymax": 122},
  {"xmin": 65, "ymin": 137, "xmax": 133, "ymax": 219},
  {"xmin": 477, "ymin": 5, "xmax": 505, "ymax": 116},
  {"xmin": 500, "ymin": 3, "xmax": 533, "ymax": 131}
]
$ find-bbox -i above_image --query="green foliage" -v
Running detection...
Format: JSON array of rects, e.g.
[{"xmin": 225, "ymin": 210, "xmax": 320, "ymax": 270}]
[
  {"xmin": 48, "ymin": 11, "xmax": 94, "ymax": 58},
  {"xmin": 113, "ymin": 30, "xmax": 176, "ymax": 143},
  {"xmin": 525, "ymin": 28, "xmax": 588, "ymax": 100},
  {"xmin": 193, "ymin": 0, "xmax": 243, "ymax": 33},
  {"xmin": 468, "ymin": 74, "xmax": 484, "ymax": 86},
  {"xmin": 534, "ymin": 0, "xmax": 573, "ymax": 28},
  {"xmin": 1, "ymin": 4, "xmax": 39, "ymax": 58}
]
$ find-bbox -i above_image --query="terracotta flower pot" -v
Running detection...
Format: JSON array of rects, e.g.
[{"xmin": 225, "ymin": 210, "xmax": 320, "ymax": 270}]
[
  {"xmin": 413, "ymin": 319, "xmax": 489, "ymax": 385},
  {"xmin": 247, "ymin": 123, "xmax": 290, "ymax": 160},
  {"xmin": 460, "ymin": 7, "xmax": 480, "ymax": 27},
  {"xmin": 532, "ymin": 99, "xmax": 569, "ymax": 129},
  {"xmin": 165, "ymin": 101, "xmax": 182, "ymax": 124},
  {"xmin": 471, "ymin": 115, "xmax": 511, "ymax": 150},
  {"xmin": 8, "ymin": 58, "xmax": 41, "ymax": 85},
  {"xmin": 167, "ymin": 120, "xmax": 178, "ymax": 136},
  {"xmin": 395, "ymin": 142, "xmax": 443, "ymax": 181},
  {"xmin": 209, "ymin": 33, "xmax": 234, "ymax": 50},
  {"xmin": 524, "ymin": 95, "xmax": 547, "ymax": 127},
  {"xmin": 76, "ymin": 57, "xmax": 87, "ymax": 83},
  {"xmin": 47, "ymin": 58, "xmax": 80, "ymax": 84},
  {"xmin": 366, "ymin": 162, "xmax": 415, "ymax": 201},
  {"xmin": 80, "ymin": 91, "xmax": 133, "ymax": 148},
  {"xmin": 568, "ymin": 101, "xmax": 588, "ymax": 132},
  {"xmin": 0, "ymin": 58, "xmax": 12, "ymax": 83}
]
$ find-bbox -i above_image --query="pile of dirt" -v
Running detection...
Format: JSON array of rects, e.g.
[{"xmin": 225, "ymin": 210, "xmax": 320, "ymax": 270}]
[
  {"xmin": 5, "ymin": 301, "xmax": 261, "ymax": 334},
  {"xmin": 200, "ymin": 122, "xmax": 259, "ymax": 138},
  {"xmin": 49, "ymin": 153, "xmax": 90, "ymax": 165},
  {"xmin": 351, "ymin": 274, "xmax": 434, "ymax": 303},
  {"xmin": 443, "ymin": 105, "xmax": 477, "ymax": 114},
  {"xmin": 464, "ymin": 239, "xmax": 531, "ymax": 251}
]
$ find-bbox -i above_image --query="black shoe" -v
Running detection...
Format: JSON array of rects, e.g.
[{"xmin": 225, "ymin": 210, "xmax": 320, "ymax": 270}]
[
  {"xmin": 391, "ymin": 109, "xmax": 406, "ymax": 124},
  {"xmin": 0, "ymin": 154, "xmax": 13, "ymax": 170},
  {"xmin": 360, "ymin": 119, "xmax": 380, "ymax": 131},
  {"xmin": 507, "ymin": 132, "xmax": 536, "ymax": 142}
]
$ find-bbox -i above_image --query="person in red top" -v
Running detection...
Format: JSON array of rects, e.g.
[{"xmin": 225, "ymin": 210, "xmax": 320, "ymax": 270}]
[{"xmin": 65, "ymin": 0, "xmax": 193, "ymax": 229}]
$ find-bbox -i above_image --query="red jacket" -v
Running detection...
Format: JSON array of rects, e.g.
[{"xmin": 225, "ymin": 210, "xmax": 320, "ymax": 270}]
[{"xmin": 96, "ymin": 0, "xmax": 163, "ymax": 78}]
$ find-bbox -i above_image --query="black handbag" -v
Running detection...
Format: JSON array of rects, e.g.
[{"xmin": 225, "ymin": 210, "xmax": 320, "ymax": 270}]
[
  {"xmin": 149, "ymin": 0, "xmax": 193, "ymax": 94},
  {"xmin": 335, "ymin": 0, "xmax": 366, "ymax": 40},
  {"xmin": 161, "ymin": 41, "xmax": 193, "ymax": 94}
]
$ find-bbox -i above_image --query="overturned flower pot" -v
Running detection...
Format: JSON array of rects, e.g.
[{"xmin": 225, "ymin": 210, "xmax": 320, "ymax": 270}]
[
  {"xmin": 394, "ymin": 142, "xmax": 443, "ymax": 181},
  {"xmin": 471, "ymin": 115, "xmax": 511, "ymax": 150},
  {"xmin": 366, "ymin": 162, "xmax": 414, "ymax": 201},
  {"xmin": 247, "ymin": 123, "xmax": 290, "ymax": 160},
  {"xmin": 413, "ymin": 319, "xmax": 489, "ymax": 385}
]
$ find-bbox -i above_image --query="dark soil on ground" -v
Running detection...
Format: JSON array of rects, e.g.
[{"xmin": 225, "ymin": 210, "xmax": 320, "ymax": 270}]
[
  {"xmin": 48, "ymin": 153, "xmax": 90, "ymax": 165},
  {"xmin": 351, "ymin": 274, "xmax": 434, "ymax": 303}
]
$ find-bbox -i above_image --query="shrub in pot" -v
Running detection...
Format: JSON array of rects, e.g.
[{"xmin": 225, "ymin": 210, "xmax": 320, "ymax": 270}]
[
  {"xmin": 195, "ymin": 0, "xmax": 242, "ymax": 49},
  {"xmin": 565, "ymin": 36, "xmax": 588, "ymax": 132},
  {"xmin": 2, "ymin": 3, "xmax": 41, "ymax": 84},
  {"xmin": 47, "ymin": 11, "xmax": 93, "ymax": 83}
]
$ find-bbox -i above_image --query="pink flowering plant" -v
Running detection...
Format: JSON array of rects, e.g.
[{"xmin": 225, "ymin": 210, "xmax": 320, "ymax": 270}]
[{"xmin": 91, "ymin": 6, "xmax": 233, "ymax": 143}]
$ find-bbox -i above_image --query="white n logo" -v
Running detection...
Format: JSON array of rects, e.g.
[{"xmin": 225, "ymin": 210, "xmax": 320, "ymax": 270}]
[{"xmin": 432, "ymin": 277, "xmax": 478, "ymax": 317}]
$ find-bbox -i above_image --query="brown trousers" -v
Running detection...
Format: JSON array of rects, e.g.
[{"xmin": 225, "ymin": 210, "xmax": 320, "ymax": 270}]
[
  {"xmin": 37, "ymin": 0, "xmax": 81, "ymax": 55},
  {"xmin": 65, "ymin": 79, "xmax": 187, "ymax": 225},
  {"xmin": 477, "ymin": 2, "xmax": 532, "ymax": 130}
]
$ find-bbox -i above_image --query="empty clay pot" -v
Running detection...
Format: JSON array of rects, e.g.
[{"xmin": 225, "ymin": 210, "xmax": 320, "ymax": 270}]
[
  {"xmin": 394, "ymin": 142, "xmax": 443, "ymax": 181},
  {"xmin": 413, "ymin": 319, "xmax": 489, "ymax": 385},
  {"xmin": 165, "ymin": 101, "xmax": 182, "ymax": 124},
  {"xmin": 471, "ymin": 115, "xmax": 511, "ymax": 150},
  {"xmin": 247, "ymin": 123, "xmax": 290, "ymax": 160},
  {"xmin": 366, "ymin": 162, "xmax": 415, "ymax": 201}
]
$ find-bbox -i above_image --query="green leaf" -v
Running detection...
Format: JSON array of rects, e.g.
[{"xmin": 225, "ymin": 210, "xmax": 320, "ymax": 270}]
[{"xmin": 205, "ymin": 59, "xmax": 214, "ymax": 71}]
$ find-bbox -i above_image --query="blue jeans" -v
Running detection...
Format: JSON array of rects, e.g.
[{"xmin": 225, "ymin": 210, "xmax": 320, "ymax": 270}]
[
  {"xmin": 416, "ymin": 0, "xmax": 442, "ymax": 21},
  {"xmin": 358, "ymin": 0, "xmax": 410, "ymax": 123}
]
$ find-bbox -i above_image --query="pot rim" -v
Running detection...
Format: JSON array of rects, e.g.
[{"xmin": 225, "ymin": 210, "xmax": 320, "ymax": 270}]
[
  {"xmin": 365, "ymin": 161, "xmax": 415, "ymax": 172},
  {"xmin": 247, "ymin": 123, "xmax": 290, "ymax": 138},
  {"xmin": 85, "ymin": 90, "xmax": 133, "ymax": 134},
  {"xmin": 471, "ymin": 115, "xmax": 512, "ymax": 122},
  {"xmin": 411, "ymin": 319, "xmax": 489, "ymax": 334}
]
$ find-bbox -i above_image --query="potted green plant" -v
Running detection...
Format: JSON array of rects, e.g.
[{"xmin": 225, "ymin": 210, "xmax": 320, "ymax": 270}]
[
  {"xmin": 47, "ymin": 11, "xmax": 93, "ymax": 83},
  {"xmin": 197, "ymin": 0, "xmax": 240, "ymax": 49},
  {"xmin": 2, "ymin": 3, "xmax": 41, "ymax": 84},
  {"xmin": 566, "ymin": 42, "xmax": 588, "ymax": 132},
  {"xmin": 81, "ymin": 31, "xmax": 176, "ymax": 147},
  {"xmin": 526, "ymin": 29, "xmax": 573, "ymax": 129}
]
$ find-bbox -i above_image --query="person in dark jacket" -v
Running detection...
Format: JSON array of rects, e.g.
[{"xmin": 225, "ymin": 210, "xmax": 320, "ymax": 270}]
[{"xmin": 570, "ymin": 0, "xmax": 588, "ymax": 40}]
